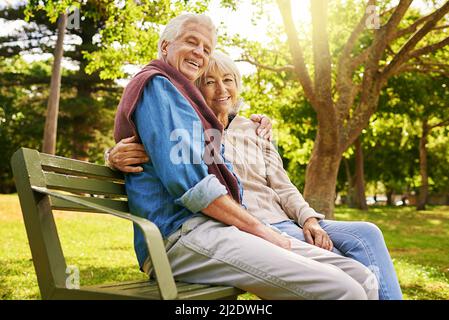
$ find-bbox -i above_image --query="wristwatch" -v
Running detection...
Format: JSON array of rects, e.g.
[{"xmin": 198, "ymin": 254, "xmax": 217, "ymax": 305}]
[{"xmin": 104, "ymin": 148, "xmax": 114, "ymax": 169}]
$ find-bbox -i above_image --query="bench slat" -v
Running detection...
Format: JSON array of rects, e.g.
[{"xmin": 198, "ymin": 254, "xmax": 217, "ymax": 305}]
[
  {"xmin": 51, "ymin": 195, "xmax": 129, "ymax": 212},
  {"xmin": 85, "ymin": 281, "xmax": 240, "ymax": 300},
  {"xmin": 40, "ymin": 153, "xmax": 123, "ymax": 181},
  {"xmin": 44, "ymin": 172, "xmax": 126, "ymax": 197}
]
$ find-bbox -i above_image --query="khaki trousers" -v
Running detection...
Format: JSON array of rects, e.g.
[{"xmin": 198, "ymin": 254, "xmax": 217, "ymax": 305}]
[{"xmin": 148, "ymin": 216, "xmax": 379, "ymax": 300}]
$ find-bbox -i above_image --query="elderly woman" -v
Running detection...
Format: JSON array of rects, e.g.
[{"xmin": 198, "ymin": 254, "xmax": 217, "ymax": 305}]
[
  {"xmin": 114, "ymin": 13, "xmax": 379, "ymax": 300},
  {"xmin": 199, "ymin": 52, "xmax": 402, "ymax": 300}
]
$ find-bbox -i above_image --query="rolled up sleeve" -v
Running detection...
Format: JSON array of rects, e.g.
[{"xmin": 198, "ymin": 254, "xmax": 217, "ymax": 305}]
[{"xmin": 175, "ymin": 174, "xmax": 227, "ymax": 213}]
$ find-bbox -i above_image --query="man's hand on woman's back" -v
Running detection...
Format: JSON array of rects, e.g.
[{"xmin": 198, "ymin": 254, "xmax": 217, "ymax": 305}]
[
  {"xmin": 107, "ymin": 114, "xmax": 273, "ymax": 173},
  {"xmin": 107, "ymin": 136, "xmax": 149, "ymax": 173},
  {"xmin": 250, "ymin": 114, "xmax": 273, "ymax": 141}
]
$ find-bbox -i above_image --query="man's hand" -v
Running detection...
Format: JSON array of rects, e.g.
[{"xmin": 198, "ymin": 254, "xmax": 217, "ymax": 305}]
[
  {"xmin": 250, "ymin": 114, "xmax": 273, "ymax": 141},
  {"xmin": 303, "ymin": 218, "xmax": 333, "ymax": 251},
  {"xmin": 108, "ymin": 136, "xmax": 149, "ymax": 173},
  {"xmin": 254, "ymin": 224, "xmax": 291, "ymax": 250}
]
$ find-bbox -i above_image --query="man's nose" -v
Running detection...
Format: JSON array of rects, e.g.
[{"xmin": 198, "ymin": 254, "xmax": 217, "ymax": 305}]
[{"xmin": 192, "ymin": 45, "xmax": 205, "ymax": 57}]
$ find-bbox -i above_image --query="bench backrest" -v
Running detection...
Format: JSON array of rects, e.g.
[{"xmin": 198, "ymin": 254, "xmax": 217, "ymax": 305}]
[{"xmin": 11, "ymin": 147, "xmax": 128, "ymax": 299}]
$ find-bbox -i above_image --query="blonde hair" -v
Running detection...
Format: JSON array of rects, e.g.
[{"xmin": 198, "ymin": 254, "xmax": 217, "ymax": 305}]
[{"xmin": 158, "ymin": 14, "xmax": 217, "ymax": 58}]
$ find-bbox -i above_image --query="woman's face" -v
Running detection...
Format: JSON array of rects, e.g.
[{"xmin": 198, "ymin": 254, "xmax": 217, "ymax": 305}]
[
  {"xmin": 161, "ymin": 23, "xmax": 213, "ymax": 82},
  {"xmin": 199, "ymin": 68, "xmax": 238, "ymax": 116}
]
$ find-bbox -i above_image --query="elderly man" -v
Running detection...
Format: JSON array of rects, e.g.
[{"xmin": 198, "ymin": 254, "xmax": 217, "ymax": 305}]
[{"xmin": 114, "ymin": 13, "xmax": 378, "ymax": 300}]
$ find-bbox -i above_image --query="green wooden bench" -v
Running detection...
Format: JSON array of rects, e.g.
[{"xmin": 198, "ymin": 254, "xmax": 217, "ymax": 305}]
[{"xmin": 11, "ymin": 147, "xmax": 243, "ymax": 300}]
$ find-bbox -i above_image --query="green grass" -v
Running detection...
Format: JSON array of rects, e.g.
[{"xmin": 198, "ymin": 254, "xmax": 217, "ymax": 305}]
[
  {"xmin": 335, "ymin": 205, "xmax": 449, "ymax": 300},
  {"xmin": 1, "ymin": 194, "xmax": 448, "ymax": 300},
  {"xmin": 0, "ymin": 194, "xmax": 147, "ymax": 299}
]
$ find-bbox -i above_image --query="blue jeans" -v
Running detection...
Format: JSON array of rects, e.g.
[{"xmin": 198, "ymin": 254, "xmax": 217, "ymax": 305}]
[{"xmin": 272, "ymin": 219, "xmax": 403, "ymax": 300}]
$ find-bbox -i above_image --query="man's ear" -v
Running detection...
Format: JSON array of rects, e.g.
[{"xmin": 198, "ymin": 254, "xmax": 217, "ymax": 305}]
[{"xmin": 160, "ymin": 40, "xmax": 169, "ymax": 56}]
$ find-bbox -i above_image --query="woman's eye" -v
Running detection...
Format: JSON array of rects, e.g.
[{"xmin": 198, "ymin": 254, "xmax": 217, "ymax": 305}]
[
  {"xmin": 224, "ymin": 78, "xmax": 234, "ymax": 83},
  {"xmin": 206, "ymin": 81, "xmax": 215, "ymax": 85}
]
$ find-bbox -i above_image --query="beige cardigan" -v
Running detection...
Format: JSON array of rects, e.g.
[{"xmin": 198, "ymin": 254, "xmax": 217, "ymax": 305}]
[{"xmin": 224, "ymin": 116, "xmax": 324, "ymax": 226}]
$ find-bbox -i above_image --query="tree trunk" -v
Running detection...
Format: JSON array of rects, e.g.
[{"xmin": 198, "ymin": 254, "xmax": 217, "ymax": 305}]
[
  {"xmin": 304, "ymin": 132, "xmax": 342, "ymax": 219},
  {"xmin": 343, "ymin": 158, "xmax": 355, "ymax": 207},
  {"xmin": 386, "ymin": 189, "xmax": 394, "ymax": 206},
  {"xmin": 417, "ymin": 120, "xmax": 429, "ymax": 210},
  {"xmin": 353, "ymin": 137, "xmax": 368, "ymax": 210},
  {"xmin": 71, "ymin": 116, "xmax": 89, "ymax": 161},
  {"xmin": 42, "ymin": 13, "xmax": 67, "ymax": 155}
]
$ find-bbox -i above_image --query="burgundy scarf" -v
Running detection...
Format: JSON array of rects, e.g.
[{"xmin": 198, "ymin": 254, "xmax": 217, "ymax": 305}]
[{"xmin": 114, "ymin": 59, "xmax": 241, "ymax": 204}]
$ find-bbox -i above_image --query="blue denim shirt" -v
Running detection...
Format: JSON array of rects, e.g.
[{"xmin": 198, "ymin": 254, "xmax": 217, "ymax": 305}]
[{"xmin": 125, "ymin": 76, "xmax": 242, "ymax": 268}]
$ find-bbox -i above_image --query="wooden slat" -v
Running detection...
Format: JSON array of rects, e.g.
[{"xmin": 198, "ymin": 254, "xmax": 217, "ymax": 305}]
[
  {"xmin": 177, "ymin": 286, "xmax": 242, "ymax": 300},
  {"xmin": 91, "ymin": 280, "xmax": 239, "ymax": 300},
  {"xmin": 97, "ymin": 280, "xmax": 151, "ymax": 289},
  {"xmin": 114, "ymin": 282, "xmax": 240, "ymax": 300},
  {"xmin": 94, "ymin": 280, "xmax": 209, "ymax": 292},
  {"xmin": 40, "ymin": 153, "xmax": 123, "ymax": 181},
  {"xmin": 50, "ymin": 195, "xmax": 129, "ymax": 212},
  {"xmin": 44, "ymin": 172, "xmax": 126, "ymax": 197},
  {"xmin": 118, "ymin": 281, "xmax": 208, "ymax": 293}
]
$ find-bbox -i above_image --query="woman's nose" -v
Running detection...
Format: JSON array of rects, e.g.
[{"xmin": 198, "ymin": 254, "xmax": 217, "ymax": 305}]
[{"xmin": 216, "ymin": 81, "xmax": 226, "ymax": 93}]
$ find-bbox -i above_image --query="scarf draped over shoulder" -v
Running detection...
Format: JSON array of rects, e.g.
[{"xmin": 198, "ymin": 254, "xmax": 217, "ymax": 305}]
[{"xmin": 114, "ymin": 59, "xmax": 241, "ymax": 204}]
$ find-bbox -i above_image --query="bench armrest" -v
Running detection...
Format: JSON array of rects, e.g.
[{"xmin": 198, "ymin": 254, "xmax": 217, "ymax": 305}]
[{"xmin": 31, "ymin": 186, "xmax": 178, "ymax": 300}]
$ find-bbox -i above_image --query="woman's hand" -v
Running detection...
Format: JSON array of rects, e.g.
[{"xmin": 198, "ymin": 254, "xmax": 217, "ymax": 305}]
[
  {"xmin": 250, "ymin": 114, "xmax": 273, "ymax": 141},
  {"xmin": 303, "ymin": 218, "xmax": 334, "ymax": 251},
  {"xmin": 108, "ymin": 136, "xmax": 149, "ymax": 173}
]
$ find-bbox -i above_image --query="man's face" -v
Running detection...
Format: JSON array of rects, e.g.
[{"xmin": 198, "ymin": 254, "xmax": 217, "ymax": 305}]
[{"xmin": 161, "ymin": 23, "xmax": 213, "ymax": 82}]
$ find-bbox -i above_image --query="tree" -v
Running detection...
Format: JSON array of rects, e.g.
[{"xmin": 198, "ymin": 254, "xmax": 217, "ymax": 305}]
[
  {"xmin": 359, "ymin": 110, "xmax": 419, "ymax": 206},
  {"xmin": 1, "ymin": 2, "xmax": 119, "ymax": 160},
  {"xmin": 42, "ymin": 12, "xmax": 67, "ymax": 154},
  {"xmin": 0, "ymin": 0, "xmax": 222, "ymax": 192},
  {"xmin": 350, "ymin": 137, "xmax": 369, "ymax": 210},
  {"xmin": 0, "ymin": 58, "xmax": 51, "ymax": 192},
  {"xmin": 245, "ymin": 0, "xmax": 449, "ymax": 217},
  {"xmin": 385, "ymin": 73, "xmax": 449, "ymax": 210},
  {"xmin": 25, "ymin": 1, "xmax": 76, "ymax": 155}
]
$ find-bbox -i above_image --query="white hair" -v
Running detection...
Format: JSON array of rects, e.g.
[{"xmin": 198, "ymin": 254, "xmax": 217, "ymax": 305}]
[{"xmin": 157, "ymin": 14, "xmax": 217, "ymax": 58}]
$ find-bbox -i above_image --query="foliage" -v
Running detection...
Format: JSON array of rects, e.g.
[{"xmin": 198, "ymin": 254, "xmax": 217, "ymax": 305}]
[
  {"xmin": 372, "ymin": 73, "xmax": 449, "ymax": 194},
  {"xmin": 0, "ymin": 1, "xmax": 169, "ymax": 191},
  {"xmin": 220, "ymin": 1, "xmax": 449, "ymax": 199},
  {"xmin": 83, "ymin": 0, "xmax": 213, "ymax": 79}
]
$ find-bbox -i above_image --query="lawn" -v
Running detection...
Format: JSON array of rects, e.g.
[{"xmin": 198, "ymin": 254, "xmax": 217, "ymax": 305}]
[{"xmin": 1, "ymin": 193, "xmax": 448, "ymax": 300}]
